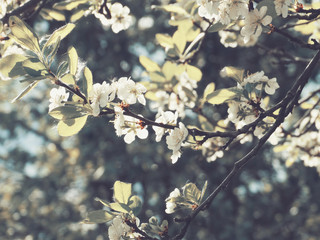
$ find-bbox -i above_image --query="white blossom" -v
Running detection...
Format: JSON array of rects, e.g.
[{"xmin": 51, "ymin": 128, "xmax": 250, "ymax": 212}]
[
  {"xmin": 108, "ymin": 216, "xmax": 131, "ymax": 240},
  {"xmin": 264, "ymin": 77, "xmax": 279, "ymax": 95},
  {"xmin": 119, "ymin": 115, "xmax": 148, "ymax": 144},
  {"xmin": 89, "ymin": 81, "xmax": 115, "ymax": 116},
  {"xmin": 197, "ymin": 0, "xmax": 220, "ymax": 21},
  {"xmin": 165, "ymin": 188, "xmax": 181, "ymax": 214},
  {"xmin": 0, "ymin": 2, "xmax": 6, "ymax": 19},
  {"xmin": 240, "ymin": 6, "xmax": 272, "ymax": 43},
  {"xmin": 117, "ymin": 77, "xmax": 147, "ymax": 105},
  {"xmin": 274, "ymin": 0, "xmax": 292, "ymax": 18},
  {"xmin": 166, "ymin": 122, "xmax": 188, "ymax": 164},
  {"xmin": 219, "ymin": 0, "xmax": 248, "ymax": 25},
  {"xmin": 152, "ymin": 111, "xmax": 178, "ymax": 142},
  {"xmin": 48, "ymin": 87, "xmax": 69, "ymax": 112}
]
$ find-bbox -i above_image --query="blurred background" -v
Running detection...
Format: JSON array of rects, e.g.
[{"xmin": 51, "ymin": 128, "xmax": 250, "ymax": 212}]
[{"xmin": 1, "ymin": 0, "xmax": 320, "ymax": 239}]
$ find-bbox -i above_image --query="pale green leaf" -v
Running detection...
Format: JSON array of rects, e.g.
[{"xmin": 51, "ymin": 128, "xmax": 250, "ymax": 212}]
[
  {"xmin": 155, "ymin": 33, "xmax": 173, "ymax": 48},
  {"xmin": 49, "ymin": 105, "xmax": 90, "ymax": 120},
  {"xmin": 162, "ymin": 61, "xmax": 178, "ymax": 80},
  {"xmin": 203, "ymin": 82, "xmax": 215, "ymax": 99},
  {"xmin": 83, "ymin": 67, "xmax": 93, "ymax": 97},
  {"xmin": 61, "ymin": 73, "xmax": 76, "ymax": 85},
  {"xmin": 128, "ymin": 195, "xmax": 142, "ymax": 215},
  {"xmin": 40, "ymin": 8, "xmax": 66, "ymax": 21},
  {"xmin": 109, "ymin": 202, "xmax": 131, "ymax": 213},
  {"xmin": 46, "ymin": 36, "xmax": 61, "ymax": 66},
  {"xmin": 11, "ymin": 81, "xmax": 40, "ymax": 102},
  {"xmin": 94, "ymin": 197, "xmax": 111, "ymax": 207},
  {"xmin": 57, "ymin": 61, "xmax": 69, "ymax": 78},
  {"xmin": 0, "ymin": 54, "xmax": 28, "ymax": 79},
  {"xmin": 44, "ymin": 23, "xmax": 76, "ymax": 48},
  {"xmin": 70, "ymin": 9, "xmax": 85, "ymax": 22},
  {"xmin": 200, "ymin": 181, "xmax": 208, "ymax": 203},
  {"xmin": 149, "ymin": 72, "xmax": 166, "ymax": 82},
  {"xmin": 172, "ymin": 29, "xmax": 186, "ymax": 54},
  {"xmin": 185, "ymin": 64, "xmax": 202, "ymax": 81},
  {"xmin": 19, "ymin": 75, "xmax": 49, "ymax": 82},
  {"xmin": 57, "ymin": 115, "xmax": 88, "ymax": 137},
  {"xmin": 198, "ymin": 115, "xmax": 214, "ymax": 131},
  {"xmin": 67, "ymin": 46, "xmax": 78, "ymax": 75},
  {"xmin": 82, "ymin": 210, "xmax": 115, "ymax": 224},
  {"xmin": 139, "ymin": 56, "xmax": 161, "ymax": 72},
  {"xmin": 206, "ymin": 87, "xmax": 241, "ymax": 105},
  {"xmin": 208, "ymin": 22, "xmax": 228, "ymax": 32},
  {"xmin": 273, "ymin": 144, "xmax": 290, "ymax": 153},
  {"xmin": 183, "ymin": 183, "xmax": 201, "ymax": 204},
  {"xmin": 8, "ymin": 16, "xmax": 40, "ymax": 53},
  {"xmin": 113, "ymin": 181, "xmax": 132, "ymax": 204},
  {"xmin": 22, "ymin": 58, "xmax": 48, "ymax": 77},
  {"xmin": 220, "ymin": 66, "xmax": 245, "ymax": 84}
]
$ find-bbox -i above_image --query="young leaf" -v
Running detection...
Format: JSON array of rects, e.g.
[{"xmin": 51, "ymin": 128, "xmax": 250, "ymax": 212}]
[
  {"xmin": 203, "ymin": 82, "xmax": 216, "ymax": 99},
  {"xmin": 185, "ymin": 64, "xmax": 202, "ymax": 82},
  {"xmin": 139, "ymin": 56, "xmax": 161, "ymax": 72},
  {"xmin": 49, "ymin": 105, "xmax": 90, "ymax": 120},
  {"xmin": 220, "ymin": 66, "xmax": 245, "ymax": 84},
  {"xmin": 82, "ymin": 210, "xmax": 115, "ymax": 224},
  {"xmin": 8, "ymin": 16, "xmax": 41, "ymax": 53},
  {"xmin": 70, "ymin": 9, "xmax": 85, "ymax": 22},
  {"xmin": 44, "ymin": 23, "xmax": 76, "ymax": 48},
  {"xmin": 57, "ymin": 115, "xmax": 88, "ymax": 137},
  {"xmin": 200, "ymin": 181, "xmax": 208, "ymax": 203},
  {"xmin": 128, "ymin": 195, "xmax": 142, "ymax": 215},
  {"xmin": 113, "ymin": 181, "xmax": 132, "ymax": 204},
  {"xmin": 155, "ymin": 33, "xmax": 173, "ymax": 48},
  {"xmin": 11, "ymin": 81, "xmax": 40, "ymax": 102},
  {"xmin": 109, "ymin": 202, "xmax": 131, "ymax": 213},
  {"xmin": 46, "ymin": 36, "xmax": 61, "ymax": 66},
  {"xmin": 57, "ymin": 61, "xmax": 69, "ymax": 77},
  {"xmin": 0, "ymin": 54, "xmax": 28, "ymax": 79},
  {"xmin": 53, "ymin": 0, "xmax": 89, "ymax": 11},
  {"xmin": 67, "ymin": 46, "xmax": 78, "ymax": 75},
  {"xmin": 61, "ymin": 73, "xmax": 76, "ymax": 85},
  {"xmin": 206, "ymin": 87, "xmax": 241, "ymax": 105},
  {"xmin": 22, "ymin": 58, "xmax": 48, "ymax": 77},
  {"xmin": 40, "ymin": 8, "xmax": 66, "ymax": 21},
  {"xmin": 83, "ymin": 67, "xmax": 93, "ymax": 97},
  {"xmin": 183, "ymin": 183, "xmax": 201, "ymax": 204}
]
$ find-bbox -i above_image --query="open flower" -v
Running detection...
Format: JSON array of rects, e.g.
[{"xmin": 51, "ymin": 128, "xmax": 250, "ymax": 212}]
[
  {"xmin": 117, "ymin": 77, "xmax": 147, "ymax": 105},
  {"xmin": 89, "ymin": 81, "xmax": 115, "ymax": 116},
  {"xmin": 166, "ymin": 122, "xmax": 188, "ymax": 164},
  {"xmin": 240, "ymin": 6, "xmax": 272, "ymax": 43},
  {"xmin": 48, "ymin": 87, "xmax": 69, "ymax": 112},
  {"xmin": 274, "ymin": 0, "xmax": 291, "ymax": 18},
  {"xmin": 152, "ymin": 111, "xmax": 178, "ymax": 142}
]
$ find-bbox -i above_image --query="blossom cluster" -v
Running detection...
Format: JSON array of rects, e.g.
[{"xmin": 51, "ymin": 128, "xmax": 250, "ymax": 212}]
[{"xmin": 93, "ymin": 2, "xmax": 133, "ymax": 33}]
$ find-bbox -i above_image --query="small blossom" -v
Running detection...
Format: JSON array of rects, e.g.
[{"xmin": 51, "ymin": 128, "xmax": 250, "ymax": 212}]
[
  {"xmin": 240, "ymin": 6, "xmax": 272, "ymax": 43},
  {"xmin": 108, "ymin": 216, "xmax": 131, "ymax": 240},
  {"xmin": 120, "ymin": 116, "xmax": 148, "ymax": 144},
  {"xmin": 153, "ymin": 111, "xmax": 178, "ymax": 142},
  {"xmin": 117, "ymin": 77, "xmax": 147, "ymax": 105},
  {"xmin": 89, "ymin": 81, "xmax": 115, "ymax": 116},
  {"xmin": 274, "ymin": 0, "xmax": 291, "ymax": 18},
  {"xmin": 48, "ymin": 87, "xmax": 69, "ymax": 112},
  {"xmin": 197, "ymin": 0, "xmax": 220, "ymax": 21},
  {"xmin": 166, "ymin": 122, "xmax": 188, "ymax": 164},
  {"xmin": 264, "ymin": 78, "xmax": 279, "ymax": 95}
]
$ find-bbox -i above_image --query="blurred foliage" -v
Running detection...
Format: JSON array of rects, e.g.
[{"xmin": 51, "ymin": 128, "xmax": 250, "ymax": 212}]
[{"xmin": 1, "ymin": 0, "xmax": 320, "ymax": 240}]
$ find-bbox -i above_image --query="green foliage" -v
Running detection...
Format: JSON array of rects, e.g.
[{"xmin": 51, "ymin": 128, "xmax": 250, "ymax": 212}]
[
  {"xmin": 0, "ymin": 54, "xmax": 28, "ymax": 79},
  {"xmin": 22, "ymin": 58, "xmax": 48, "ymax": 77},
  {"xmin": 8, "ymin": 16, "xmax": 41, "ymax": 54},
  {"xmin": 43, "ymin": 23, "xmax": 76, "ymax": 49},
  {"xmin": 206, "ymin": 87, "xmax": 242, "ymax": 105},
  {"xmin": 57, "ymin": 115, "xmax": 88, "ymax": 137},
  {"xmin": 11, "ymin": 80, "xmax": 40, "ymax": 103},
  {"xmin": 67, "ymin": 46, "xmax": 78, "ymax": 76},
  {"xmin": 141, "ymin": 217, "xmax": 168, "ymax": 238},
  {"xmin": 49, "ymin": 105, "xmax": 91, "ymax": 120},
  {"xmin": 40, "ymin": 8, "xmax": 66, "ymax": 21},
  {"xmin": 83, "ymin": 67, "xmax": 93, "ymax": 97},
  {"xmin": 82, "ymin": 210, "xmax": 115, "ymax": 224}
]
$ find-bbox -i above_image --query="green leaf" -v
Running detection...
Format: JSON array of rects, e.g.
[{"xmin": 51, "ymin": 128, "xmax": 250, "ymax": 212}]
[
  {"xmin": 67, "ymin": 46, "xmax": 78, "ymax": 75},
  {"xmin": 162, "ymin": 61, "xmax": 178, "ymax": 80},
  {"xmin": 95, "ymin": 197, "xmax": 111, "ymax": 207},
  {"xmin": 109, "ymin": 202, "xmax": 131, "ymax": 213},
  {"xmin": 0, "ymin": 54, "xmax": 28, "ymax": 79},
  {"xmin": 57, "ymin": 115, "xmax": 88, "ymax": 137},
  {"xmin": 220, "ymin": 66, "xmax": 245, "ymax": 84},
  {"xmin": 45, "ymin": 36, "xmax": 61, "ymax": 66},
  {"xmin": 11, "ymin": 81, "xmax": 40, "ymax": 102},
  {"xmin": 155, "ymin": 33, "xmax": 173, "ymax": 48},
  {"xmin": 49, "ymin": 105, "xmax": 90, "ymax": 120},
  {"xmin": 22, "ymin": 58, "xmax": 48, "ymax": 77},
  {"xmin": 82, "ymin": 210, "xmax": 115, "ymax": 224},
  {"xmin": 113, "ymin": 181, "xmax": 132, "ymax": 204},
  {"xmin": 57, "ymin": 61, "xmax": 69, "ymax": 77},
  {"xmin": 198, "ymin": 115, "xmax": 214, "ymax": 131},
  {"xmin": 185, "ymin": 64, "xmax": 202, "ymax": 81},
  {"xmin": 128, "ymin": 195, "xmax": 142, "ymax": 215},
  {"xmin": 149, "ymin": 72, "xmax": 166, "ymax": 82},
  {"xmin": 44, "ymin": 23, "xmax": 76, "ymax": 48},
  {"xmin": 200, "ymin": 181, "xmax": 208, "ymax": 203},
  {"xmin": 8, "ymin": 16, "xmax": 41, "ymax": 53},
  {"xmin": 172, "ymin": 29, "xmax": 186, "ymax": 54},
  {"xmin": 53, "ymin": 0, "xmax": 89, "ymax": 10},
  {"xmin": 206, "ymin": 87, "xmax": 241, "ymax": 105},
  {"xmin": 83, "ymin": 67, "xmax": 93, "ymax": 97},
  {"xmin": 70, "ymin": 9, "xmax": 85, "ymax": 22},
  {"xmin": 61, "ymin": 73, "xmax": 76, "ymax": 85},
  {"xmin": 139, "ymin": 56, "xmax": 161, "ymax": 72},
  {"xmin": 203, "ymin": 82, "xmax": 215, "ymax": 99},
  {"xmin": 208, "ymin": 22, "xmax": 228, "ymax": 33},
  {"xmin": 19, "ymin": 75, "xmax": 49, "ymax": 82},
  {"xmin": 183, "ymin": 183, "xmax": 201, "ymax": 204},
  {"xmin": 40, "ymin": 8, "xmax": 66, "ymax": 21}
]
